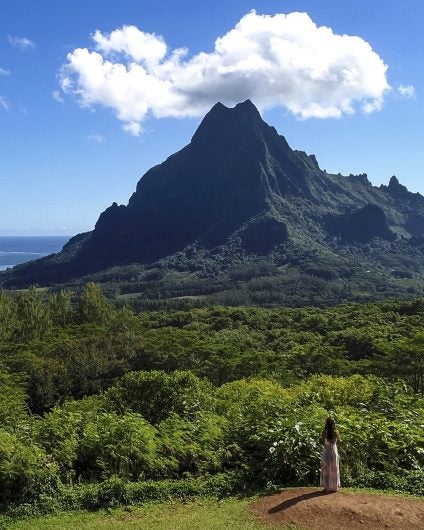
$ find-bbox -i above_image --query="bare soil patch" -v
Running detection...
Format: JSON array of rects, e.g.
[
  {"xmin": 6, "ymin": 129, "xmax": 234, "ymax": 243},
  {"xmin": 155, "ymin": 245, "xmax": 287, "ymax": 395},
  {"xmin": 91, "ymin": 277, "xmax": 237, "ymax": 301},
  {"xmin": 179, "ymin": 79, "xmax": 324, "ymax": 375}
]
[{"xmin": 250, "ymin": 487, "xmax": 424, "ymax": 530}]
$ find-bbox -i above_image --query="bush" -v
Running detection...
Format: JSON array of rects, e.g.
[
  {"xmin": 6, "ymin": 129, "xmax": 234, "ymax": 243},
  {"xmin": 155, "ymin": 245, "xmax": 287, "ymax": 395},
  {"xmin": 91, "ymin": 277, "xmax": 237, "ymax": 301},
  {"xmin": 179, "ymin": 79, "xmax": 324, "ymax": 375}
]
[
  {"xmin": 2, "ymin": 367, "xmax": 424, "ymax": 515},
  {"xmin": 103, "ymin": 370, "xmax": 215, "ymax": 424},
  {"xmin": 158, "ymin": 412, "xmax": 228, "ymax": 476},
  {"xmin": 77, "ymin": 411, "xmax": 159, "ymax": 481},
  {"xmin": 346, "ymin": 468, "xmax": 424, "ymax": 495},
  {"xmin": 0, "ymin": 429, "xmax": 59, "ymax": 505},
  {"xmin": 4, "ymin": 473, "xmax": 242, "ymax": 516}
]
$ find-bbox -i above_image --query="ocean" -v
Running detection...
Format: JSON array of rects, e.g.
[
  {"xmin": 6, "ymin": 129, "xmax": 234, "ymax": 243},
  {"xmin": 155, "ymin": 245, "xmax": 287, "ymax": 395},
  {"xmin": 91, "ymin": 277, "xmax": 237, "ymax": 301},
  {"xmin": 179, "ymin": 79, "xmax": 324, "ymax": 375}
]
[{"xmin": 0, "ymin": 236, "xmax": 71, "ymax": 271}]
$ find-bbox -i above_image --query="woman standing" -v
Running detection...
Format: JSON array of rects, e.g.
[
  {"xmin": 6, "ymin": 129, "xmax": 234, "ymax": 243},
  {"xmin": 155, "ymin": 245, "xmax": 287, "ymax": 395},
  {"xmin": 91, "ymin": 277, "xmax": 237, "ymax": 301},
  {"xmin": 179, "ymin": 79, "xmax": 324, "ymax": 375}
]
[{"xmin": 320, "ymin": 417, "xmax": 341, "ymax": 492}]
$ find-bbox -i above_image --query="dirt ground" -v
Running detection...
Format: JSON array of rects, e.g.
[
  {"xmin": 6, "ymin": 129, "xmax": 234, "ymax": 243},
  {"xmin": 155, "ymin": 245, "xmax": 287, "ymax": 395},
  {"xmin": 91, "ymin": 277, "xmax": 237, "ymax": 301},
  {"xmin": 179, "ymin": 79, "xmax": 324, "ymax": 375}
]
[{"xmin": 250, "ymin": 487, "xmax": 424, "ymax": 530}]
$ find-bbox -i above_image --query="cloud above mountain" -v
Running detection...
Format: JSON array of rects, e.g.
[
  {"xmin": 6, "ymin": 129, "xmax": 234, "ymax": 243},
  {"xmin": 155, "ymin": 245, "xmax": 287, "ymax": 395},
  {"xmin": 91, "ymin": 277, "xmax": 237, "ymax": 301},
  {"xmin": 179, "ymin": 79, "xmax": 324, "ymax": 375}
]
[{"xmin": 60, "ymin": 11, "xmax": 390, "ymax": 135}]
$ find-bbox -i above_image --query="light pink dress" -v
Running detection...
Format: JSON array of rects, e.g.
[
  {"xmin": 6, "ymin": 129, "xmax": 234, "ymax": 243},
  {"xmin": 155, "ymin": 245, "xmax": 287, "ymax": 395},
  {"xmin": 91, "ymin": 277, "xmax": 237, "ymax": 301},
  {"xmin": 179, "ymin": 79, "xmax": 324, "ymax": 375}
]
[{"xmin": 320, "ymin": 437, "xmax": 341, "ymax": 491}]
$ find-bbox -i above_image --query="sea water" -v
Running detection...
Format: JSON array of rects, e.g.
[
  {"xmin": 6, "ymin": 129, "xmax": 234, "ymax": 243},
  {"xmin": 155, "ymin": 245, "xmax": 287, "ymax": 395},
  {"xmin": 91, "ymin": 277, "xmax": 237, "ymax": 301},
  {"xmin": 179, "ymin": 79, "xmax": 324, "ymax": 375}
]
[{"xmin": 0, "ymin": 236, "xmax": 71, "ymax": 271}]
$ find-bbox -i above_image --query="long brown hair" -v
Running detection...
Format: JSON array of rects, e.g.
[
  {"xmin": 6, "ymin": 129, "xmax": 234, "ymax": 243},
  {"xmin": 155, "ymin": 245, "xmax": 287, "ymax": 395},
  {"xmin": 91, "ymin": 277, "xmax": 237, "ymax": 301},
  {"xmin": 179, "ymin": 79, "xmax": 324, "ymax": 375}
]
[{"xmin": 324, "ymin": 417, "xmax": 337, "ymax": 442}]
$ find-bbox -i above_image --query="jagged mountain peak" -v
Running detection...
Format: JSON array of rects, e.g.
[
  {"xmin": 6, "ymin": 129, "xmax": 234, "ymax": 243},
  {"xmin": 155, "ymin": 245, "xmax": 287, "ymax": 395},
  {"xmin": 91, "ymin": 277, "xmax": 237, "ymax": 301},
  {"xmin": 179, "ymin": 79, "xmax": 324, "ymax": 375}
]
[
  {"xmin": 389, "ymin": 175, "xmax": 400, "ymax": 187},
  {"xmin": 388, "ymin": 174, "xmax": 408, "ymax": 192},
  {"xmin": 207, "ymin": 99, "xmax": 261, "ymax": 117},
  {"xmin": 190, "ymin": 99, "xmax": 270, "ymax": 151}
]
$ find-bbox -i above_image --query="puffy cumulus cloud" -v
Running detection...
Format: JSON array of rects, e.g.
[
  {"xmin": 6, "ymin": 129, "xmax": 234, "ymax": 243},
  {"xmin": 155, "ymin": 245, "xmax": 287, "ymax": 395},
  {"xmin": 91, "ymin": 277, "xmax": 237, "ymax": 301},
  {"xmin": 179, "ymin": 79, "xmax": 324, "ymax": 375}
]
[
  {"xmin": 8, "ymin": 35, "xmax": 35, "ymax": 50},
  {"xmin": 60, "ymin": 11, "xmax": 390, "ymax": 135},
  {"xmin": 92, "ymin": 25, "xmax": 167, "ymax": 67},
  {"xmin": 398, "ymin": 84, "xmax": 415, "ymax": 99}
]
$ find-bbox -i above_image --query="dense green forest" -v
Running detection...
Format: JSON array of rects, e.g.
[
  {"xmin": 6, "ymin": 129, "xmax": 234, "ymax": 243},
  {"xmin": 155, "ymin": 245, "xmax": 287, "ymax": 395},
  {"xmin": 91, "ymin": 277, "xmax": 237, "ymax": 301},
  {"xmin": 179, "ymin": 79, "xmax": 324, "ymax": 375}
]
[
  {"xmin": 5, "ymin": 237, "xmax": 424, "ymax": 308},
  {"xmin": 0, "ymin": 284, "xmax": 423, "ymax": 519}
]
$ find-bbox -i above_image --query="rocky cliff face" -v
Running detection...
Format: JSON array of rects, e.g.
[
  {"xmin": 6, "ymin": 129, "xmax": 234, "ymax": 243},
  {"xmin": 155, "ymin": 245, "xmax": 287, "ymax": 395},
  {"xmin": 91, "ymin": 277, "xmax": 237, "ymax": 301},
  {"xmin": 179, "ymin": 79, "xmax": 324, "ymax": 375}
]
[
  {"xmin": 327, "ymin": 204, "xmax": 395, "ymax": 242},
  {"xmin": 86, "ymin": 99, "xmax": 338, "ymax": 263},
  {"xmin": 80, "ymin": 100, "xmax": 424, "ymax": 262}
]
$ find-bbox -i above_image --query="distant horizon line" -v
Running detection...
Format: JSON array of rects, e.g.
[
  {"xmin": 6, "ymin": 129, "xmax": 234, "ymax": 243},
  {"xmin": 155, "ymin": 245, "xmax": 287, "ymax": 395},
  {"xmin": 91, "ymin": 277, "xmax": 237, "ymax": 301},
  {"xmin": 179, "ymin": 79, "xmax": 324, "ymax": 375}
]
[{"xmin": 0, "ymin": 234, "xmax": 75, "ymax": 237}]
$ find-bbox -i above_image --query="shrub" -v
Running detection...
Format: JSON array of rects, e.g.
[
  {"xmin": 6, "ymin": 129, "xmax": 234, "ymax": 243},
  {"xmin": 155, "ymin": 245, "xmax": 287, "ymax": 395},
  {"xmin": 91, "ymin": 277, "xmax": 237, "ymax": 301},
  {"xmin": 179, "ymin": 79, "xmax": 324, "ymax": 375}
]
[
  {"xmin": 103, "ymin": 370, "xmax": 215, "ymax": 424},
  {"xmin": 158, "ymin": 412, "xmax": 228, "ymax": 476},
  {"xmin": 0, "ymin": 429, "xmax": 59, "ymax": 504},
  {"xmin": 76, "ymin": 411, "xmax": 159, "ymax": 481}
]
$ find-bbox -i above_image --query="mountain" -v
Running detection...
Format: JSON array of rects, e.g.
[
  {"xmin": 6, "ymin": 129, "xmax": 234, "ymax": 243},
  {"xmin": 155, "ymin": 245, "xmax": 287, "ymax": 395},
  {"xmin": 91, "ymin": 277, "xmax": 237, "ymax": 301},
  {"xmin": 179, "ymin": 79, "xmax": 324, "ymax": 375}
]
[{"xmin": 3, "ymin": 100, "xmax": 424, "ymax": 306}]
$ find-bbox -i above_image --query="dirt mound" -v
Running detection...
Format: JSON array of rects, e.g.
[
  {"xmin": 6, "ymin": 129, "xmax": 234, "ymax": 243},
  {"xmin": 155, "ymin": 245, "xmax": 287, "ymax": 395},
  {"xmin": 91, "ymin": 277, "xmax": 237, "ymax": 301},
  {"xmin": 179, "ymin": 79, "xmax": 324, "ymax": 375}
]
[{"xmin": 250, "ymin": 488, "xmax": 424, "ymax": 530}]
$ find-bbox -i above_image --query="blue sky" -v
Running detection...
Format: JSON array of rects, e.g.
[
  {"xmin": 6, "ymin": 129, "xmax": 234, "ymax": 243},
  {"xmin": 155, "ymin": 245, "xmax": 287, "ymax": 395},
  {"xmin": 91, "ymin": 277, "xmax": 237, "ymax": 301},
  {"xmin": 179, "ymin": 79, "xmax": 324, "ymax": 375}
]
[{"xmin": 0, "ymin": 0, "xmax": 423, "ymax": 235}]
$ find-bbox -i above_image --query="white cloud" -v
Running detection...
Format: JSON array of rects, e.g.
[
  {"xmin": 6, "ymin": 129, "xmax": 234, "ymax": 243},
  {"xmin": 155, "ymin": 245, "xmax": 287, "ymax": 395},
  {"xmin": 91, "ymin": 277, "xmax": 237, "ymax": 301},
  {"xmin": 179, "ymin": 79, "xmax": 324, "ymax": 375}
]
[
  {"xmin": 60, "ymin": 11, "xmax": 390, "ymax": 134},
  {"xmin": 51, "ymin": 90, "xmax": 64, "ymax": 103},
  {"xmin": 92, "ymin": 25, "xmax": 167, "ymax": 67},
  {"xmin": 87, "ymin": 132, "xmax": 106, "ymax": 143},
  {"xmin": 0, "ymin": 67, "xmax": 10, "ymax": 76},
  {"xmin": 8, "ymin": 35, "xmax": 35, "ymax": 50},
  {"xmin": 122, "ymin": 121, "xmax": 142, "ymax": 136},
  {"xmin": 0, "ymin": 96, "xmax": 9, "ymax": 111},
  {"xmin": 398, "ymin": 84, "xmax": 415, "ymax": 99},
  {"xmin": 362, "ymin": 97, "xmax": 383, "ymax": 114}
]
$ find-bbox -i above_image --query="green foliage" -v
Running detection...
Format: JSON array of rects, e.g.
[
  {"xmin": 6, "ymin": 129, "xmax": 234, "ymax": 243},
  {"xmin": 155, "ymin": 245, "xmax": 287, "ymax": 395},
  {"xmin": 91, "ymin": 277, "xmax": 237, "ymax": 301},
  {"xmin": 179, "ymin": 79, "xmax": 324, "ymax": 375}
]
[
  {"xmin": 158, "ymin": 412, "xmax": 228, "ymax": 476},
  {"xmin": 77, "ymin": 412, "xmax": 158, "ymax": 481},
  {"xmin": 35, "ymin": 401, "xmax": 159, "ymax": 483},
  {"xmin": 35, "ymin": 407, "xmax": 81, "ymax": 480},
  {"xmin": 49, "ymin": 290, "xmax": 73, "ymax": 326},
  {"xmin": 0, "ymin": 429, "xmax": 58, "ymax": 504},
  {"xmin": 388, "ymin": 333, "xmax": 424, "ymax": 392},
  {"xmin": 216, "ymin": 378, "xmax": 324, "ymax": 485},
  {"xmin": 2, "ymin": 290, "xmax": 424, "ymax": 405},
  {"xmin": 0, "ymin": 290, "xmax": 423, "ymax": 512},
  {"xmin": 0, "ymin": 363, "xmax": 28, "ymax": 432},
  {"xmin": 346, "ymin": 469, "xmax": 424, "ymax": 495},
  {"xmin": 1, "ymin": 371, "xmax": 424, "ymax": 510},
  {"xmin": 5, "ymin": 473, "xmax": 241, "ymax": 518},
  {"xmin": 14, "ymin": 287, "xmax": 52, "ymax": 340},
  {"xmin": 77, "ymin": 283, "xmax": 112, "ymax": 325},
  {"xmin": 0, "ymin": 291, "xmax": 17, "ymax": 341},
  {"xmin": 104, "ymin": 370, "xmax": 215, "ymax": 424},
  {"xmin": 286, "ymin": 375, "xmax": 424, "ymax": 484}
]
